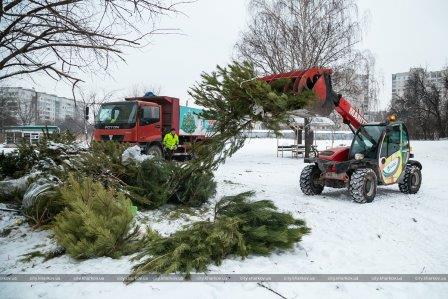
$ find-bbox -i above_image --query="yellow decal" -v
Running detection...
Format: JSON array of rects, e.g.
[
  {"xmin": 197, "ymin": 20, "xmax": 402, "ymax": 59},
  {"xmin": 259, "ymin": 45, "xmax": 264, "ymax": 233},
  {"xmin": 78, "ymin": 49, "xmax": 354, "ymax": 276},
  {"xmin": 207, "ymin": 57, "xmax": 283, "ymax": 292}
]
[{"xmin": 380, "ymin": 151, "xmax": 403, "ymax": 184}]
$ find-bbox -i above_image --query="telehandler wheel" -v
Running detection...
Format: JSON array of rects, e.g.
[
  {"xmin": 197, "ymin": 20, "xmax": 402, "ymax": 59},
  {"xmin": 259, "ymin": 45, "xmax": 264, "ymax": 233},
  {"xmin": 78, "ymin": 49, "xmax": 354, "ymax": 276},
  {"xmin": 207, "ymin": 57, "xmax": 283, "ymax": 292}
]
[
  {"xmin": 146, "ymin": 145, "xmax": 162, "ymax": 158},
  {"xmin": 399, "ymin": 164, "xmax": 422, "ymax": 194},
  {"xmin": 349, "ymin": 168, "xmax": 377, "ymax": 203},
  {"xmin": 300, "ymin": 165, "xmax": 324, "ymax": 195}
]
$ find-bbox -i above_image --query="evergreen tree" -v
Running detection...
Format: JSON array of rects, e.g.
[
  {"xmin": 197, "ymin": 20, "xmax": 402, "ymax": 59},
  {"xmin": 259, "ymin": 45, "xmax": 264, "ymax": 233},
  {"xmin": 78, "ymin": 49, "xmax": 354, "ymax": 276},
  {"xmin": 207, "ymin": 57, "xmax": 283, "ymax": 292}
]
[
  {"xmin": 181, "ymin": 112, "xmax": 197, "ymax": 134},
  {"xmin": 215, "ymin": 191, "xmax": 310, "ymax": 254},
  {"xmin": 173, "ymin": 168, "xmax": 217, "ymax": 207},
  {"xmin": 182, "ymin": 61, "xmax": 314, "ymax": 175},
  {"xmin": 128, "ymin": 192, "xmax": 310, "ymax": 281},
  {"xmin": 125, "ymin": 158, "xmax": 177, "ymax": 208},
  {"xmin": 0, "ymin": 141, "xmax": 38, "ymax": 180},
  {"xmin": 22, "ymin": 178, "xmax": 63, "ymax": 228},
  {"xmin": 53, "ymin": 175, "xmax": 141, "ymax": 259}
]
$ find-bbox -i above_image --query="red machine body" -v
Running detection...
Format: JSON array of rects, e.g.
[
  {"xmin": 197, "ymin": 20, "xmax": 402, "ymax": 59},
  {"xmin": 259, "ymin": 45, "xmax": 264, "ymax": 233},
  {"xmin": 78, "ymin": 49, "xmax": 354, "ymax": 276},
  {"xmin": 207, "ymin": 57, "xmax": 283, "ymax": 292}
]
[{"xmin": 318, "ymin": 147, "xmax": 350, "ymax": 162}]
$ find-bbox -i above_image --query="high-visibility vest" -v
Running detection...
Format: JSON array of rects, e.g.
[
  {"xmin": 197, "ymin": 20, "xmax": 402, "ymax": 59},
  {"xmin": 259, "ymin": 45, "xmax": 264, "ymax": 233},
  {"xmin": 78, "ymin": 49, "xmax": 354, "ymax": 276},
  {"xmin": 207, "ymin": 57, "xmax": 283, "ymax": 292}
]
[{"xmin": 163, "ymin": 133, "xmax": 179, "ymax": 150}]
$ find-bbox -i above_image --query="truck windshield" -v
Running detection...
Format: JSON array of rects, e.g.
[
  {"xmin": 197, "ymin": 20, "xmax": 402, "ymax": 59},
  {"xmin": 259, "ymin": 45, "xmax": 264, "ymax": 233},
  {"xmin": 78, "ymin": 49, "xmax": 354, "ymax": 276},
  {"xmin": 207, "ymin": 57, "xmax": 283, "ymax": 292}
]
[
  {"xmin": 350, "ymin": 125, "xmax": 385, "ymax": 159},
  {"xmin": 96, "ymin": 102, "xmax": 137, "ymax": 125}
]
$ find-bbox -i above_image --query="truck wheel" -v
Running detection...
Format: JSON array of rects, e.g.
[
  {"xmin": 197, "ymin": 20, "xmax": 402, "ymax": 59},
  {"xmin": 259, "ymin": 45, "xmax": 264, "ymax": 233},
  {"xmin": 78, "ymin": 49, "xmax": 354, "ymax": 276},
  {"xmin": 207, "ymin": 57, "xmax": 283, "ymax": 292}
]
[
  {"xmin": 146, "ymin": 145, "xmax": 162, "ymax": 158},
  {"xmin": 399, "ymin": 164, "xmax": 422, "ymax": 194},
  {"xmin": 300, "ymin": 165, "xmax": 324, "ymax": 195},
  {"xmin": 349, "ymin": 168, "xmax": 377, "ymax": 203}
]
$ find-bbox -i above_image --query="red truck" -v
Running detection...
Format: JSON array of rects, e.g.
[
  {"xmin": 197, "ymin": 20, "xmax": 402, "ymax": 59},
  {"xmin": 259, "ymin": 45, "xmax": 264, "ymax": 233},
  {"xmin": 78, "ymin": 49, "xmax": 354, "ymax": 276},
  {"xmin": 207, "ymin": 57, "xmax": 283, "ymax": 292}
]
[{"xmin": 93, "ymin": 96, "xmax": 211, "ymax": 157}]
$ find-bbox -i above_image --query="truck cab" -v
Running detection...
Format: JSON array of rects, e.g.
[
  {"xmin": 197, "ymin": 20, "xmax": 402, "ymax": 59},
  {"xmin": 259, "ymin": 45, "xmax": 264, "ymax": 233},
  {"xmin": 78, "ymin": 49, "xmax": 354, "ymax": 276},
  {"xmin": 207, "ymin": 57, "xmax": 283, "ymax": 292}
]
[{"xmin": 93, "ymin": 96, "xmax": 204, "ymax": 158}]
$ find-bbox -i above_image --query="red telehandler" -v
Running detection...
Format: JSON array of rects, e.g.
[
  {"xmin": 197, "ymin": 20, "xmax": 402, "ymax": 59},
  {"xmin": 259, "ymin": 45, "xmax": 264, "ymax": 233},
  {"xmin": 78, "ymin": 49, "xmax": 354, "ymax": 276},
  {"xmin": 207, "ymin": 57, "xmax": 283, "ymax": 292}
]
[{"xmin": 261, "ymin": 68, "xmax": 422, "ymax": 203}]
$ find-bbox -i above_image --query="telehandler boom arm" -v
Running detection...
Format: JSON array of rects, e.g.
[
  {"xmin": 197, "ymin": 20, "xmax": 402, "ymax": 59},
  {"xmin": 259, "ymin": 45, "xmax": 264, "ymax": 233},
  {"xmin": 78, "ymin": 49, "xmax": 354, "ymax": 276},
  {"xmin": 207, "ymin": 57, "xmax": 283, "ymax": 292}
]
[{"xmin": 260, "ymin": 68, "xmax": 367, "ymax": 130}]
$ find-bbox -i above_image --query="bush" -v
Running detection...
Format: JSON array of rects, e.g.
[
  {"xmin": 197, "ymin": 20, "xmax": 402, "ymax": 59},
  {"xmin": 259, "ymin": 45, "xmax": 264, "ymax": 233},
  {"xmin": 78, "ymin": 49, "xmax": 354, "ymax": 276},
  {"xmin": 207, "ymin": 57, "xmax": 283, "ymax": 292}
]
[
  {"xmin": 53, "ymin": 175, "xmax": 141, "ymax": 259},
  {"xmin": 128, "ymin": 192, "xmax": 310, "ymax": 281}
]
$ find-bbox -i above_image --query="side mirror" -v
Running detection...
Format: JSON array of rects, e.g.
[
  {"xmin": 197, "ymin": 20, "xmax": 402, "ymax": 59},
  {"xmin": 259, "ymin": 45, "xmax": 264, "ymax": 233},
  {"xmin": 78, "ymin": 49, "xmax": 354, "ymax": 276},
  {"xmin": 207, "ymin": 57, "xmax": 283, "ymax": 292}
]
[
  {"xmin": 141, "ymin": 118, "xmax": 155, "ymax": 126},
  {"xmin": 142, "ymin": 117, "xmax": 159, "ymax": 125},
  {"xmin": 85, "ymin": 106, "xmax": 89, "ymax": 121}
]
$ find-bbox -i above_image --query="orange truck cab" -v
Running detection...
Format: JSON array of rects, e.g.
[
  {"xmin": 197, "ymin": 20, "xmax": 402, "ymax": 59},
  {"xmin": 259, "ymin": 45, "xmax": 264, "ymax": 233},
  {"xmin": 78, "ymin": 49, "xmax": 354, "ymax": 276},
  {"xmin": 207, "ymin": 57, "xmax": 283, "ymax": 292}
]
[{"xmin": 93, "ymin": 96, "xmax": 212, "ymax": 158}]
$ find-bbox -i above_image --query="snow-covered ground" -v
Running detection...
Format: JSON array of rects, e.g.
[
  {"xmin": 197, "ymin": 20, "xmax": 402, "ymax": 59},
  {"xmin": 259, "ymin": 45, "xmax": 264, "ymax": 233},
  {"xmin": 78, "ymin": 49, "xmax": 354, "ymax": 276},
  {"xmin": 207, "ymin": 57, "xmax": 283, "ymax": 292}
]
[
  {"xmin": 0, "ymin": 143, "xmax": 17, "ymax": 155},
  {"xmin": 1, "ymin": 138, "xmax": 448, "ymax": 298}
]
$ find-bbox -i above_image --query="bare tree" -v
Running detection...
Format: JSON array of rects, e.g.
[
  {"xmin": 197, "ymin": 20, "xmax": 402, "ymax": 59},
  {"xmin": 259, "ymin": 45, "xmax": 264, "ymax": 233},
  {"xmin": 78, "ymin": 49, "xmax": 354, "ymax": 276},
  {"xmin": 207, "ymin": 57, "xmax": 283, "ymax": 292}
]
[
  {"xmin": 0, "ymin": 0, "xmax": 186, "ymax": 90},
  {"xmin": 0, "ymin": 96, "xmax": 18, "ymax": 130},
  {"xmin": 236, "ymin": 0, "xmax": 378, "ymax": 155},
  {"xmin": 0, "ymin": 85, "xmax": 41, "ymax": 127},
  {"xmin": 236, "ymin": 0, "xmax": 362, "ymax": 71},
  {"xmin": 443, "ymin": 68, "xmax": 448, "ymax": 134},
  {"xmin": 0, "ymin": 83, "xmax": 16, "ymax": 129},
  {"xmin": 235, "ymin": 0, "xmax": 378, "ymax": 101},
  {"xmin": 391, "ymin": 68, "xmax": 448, "ymax": 139},
  {"xmin": 129, "ymin": 83, "xmax": 163, "ymax": 97},
  {"xmin": 346, "ymin": 50, "xmax": 380, "ymax": 113},
  {"xmin": 75, "ymin": 89, "xmax": 119, "ymax": 142},
  {"xmin": 15, "ymin": 96, "xmax": 38, "ymax": 125}
]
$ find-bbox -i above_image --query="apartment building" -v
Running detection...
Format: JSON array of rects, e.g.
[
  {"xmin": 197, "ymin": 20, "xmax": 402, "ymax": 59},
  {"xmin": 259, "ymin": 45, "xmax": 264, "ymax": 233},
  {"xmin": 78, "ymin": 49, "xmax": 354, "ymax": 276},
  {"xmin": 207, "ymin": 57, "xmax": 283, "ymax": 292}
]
[
  {"xmin": 0, "ymin": 87, "xmax": 76, "ymax": 125},
  {"xmin": 392, "ymin": 68, "xmax": 445, "ymax": 101}
]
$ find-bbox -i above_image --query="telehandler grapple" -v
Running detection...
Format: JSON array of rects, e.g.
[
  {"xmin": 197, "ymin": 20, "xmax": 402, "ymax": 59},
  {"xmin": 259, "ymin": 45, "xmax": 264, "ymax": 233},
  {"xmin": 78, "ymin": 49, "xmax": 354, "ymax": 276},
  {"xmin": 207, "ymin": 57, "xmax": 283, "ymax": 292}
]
[{"xmin": 261, "ymin": 68, "xmax": 422, "ymax": 203}]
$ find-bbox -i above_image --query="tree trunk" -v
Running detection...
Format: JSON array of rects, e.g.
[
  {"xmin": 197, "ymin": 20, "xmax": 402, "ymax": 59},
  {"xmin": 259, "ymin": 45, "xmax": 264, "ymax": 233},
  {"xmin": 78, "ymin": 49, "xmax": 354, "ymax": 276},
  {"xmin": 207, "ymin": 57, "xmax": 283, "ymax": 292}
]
[{"xmin": 304, "ymin": 118, "xmax": 313, "ymax": 158}]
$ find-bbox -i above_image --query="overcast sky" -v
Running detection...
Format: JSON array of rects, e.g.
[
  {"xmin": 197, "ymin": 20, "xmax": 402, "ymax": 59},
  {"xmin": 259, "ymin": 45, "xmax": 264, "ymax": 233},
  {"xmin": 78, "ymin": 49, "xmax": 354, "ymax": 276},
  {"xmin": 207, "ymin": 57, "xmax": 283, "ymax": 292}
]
[{"xmin": 12, "ymin": 0, "xmax": 448, "ymax": 110}]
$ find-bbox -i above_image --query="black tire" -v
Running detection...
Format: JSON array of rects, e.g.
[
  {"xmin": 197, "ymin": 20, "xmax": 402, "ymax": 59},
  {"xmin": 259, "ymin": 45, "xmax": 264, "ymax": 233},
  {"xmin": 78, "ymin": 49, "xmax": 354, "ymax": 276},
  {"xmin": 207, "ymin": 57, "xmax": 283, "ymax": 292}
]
[
  {"xmin": 146, "ymin": 144, "xmax": 162, "ymax": 158},
  {"xmin": 349, "ymin": 168, "xmax": 377, "ymax": 203},
  {"xmin": 399, "ymin": 164, "xmax": 422, "ymax": 194},
  {"xmin": 300, "ymin": 165, "xmax": 324, "ymax": 195}
]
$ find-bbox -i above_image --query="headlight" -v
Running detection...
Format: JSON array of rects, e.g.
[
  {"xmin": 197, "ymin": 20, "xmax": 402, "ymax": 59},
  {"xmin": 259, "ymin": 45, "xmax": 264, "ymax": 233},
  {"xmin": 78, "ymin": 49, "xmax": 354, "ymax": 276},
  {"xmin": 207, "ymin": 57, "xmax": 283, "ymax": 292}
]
[{"xmin": 355, "ymin": 153, "xmax": 364, "ymax": 160}]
